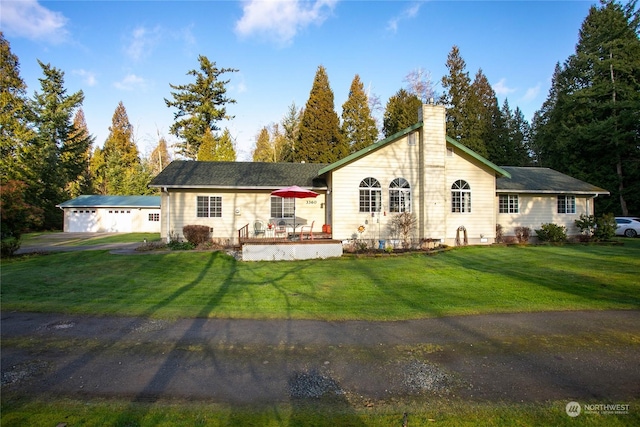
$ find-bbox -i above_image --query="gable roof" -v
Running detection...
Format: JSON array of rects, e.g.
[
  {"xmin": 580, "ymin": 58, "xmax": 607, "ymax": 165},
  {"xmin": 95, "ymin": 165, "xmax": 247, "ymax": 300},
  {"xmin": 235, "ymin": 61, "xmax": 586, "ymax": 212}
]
[
  {"xmin": 497, "ymin": 167, "xmax": 609, "ymax": 195},
  {"xmin": 57, "ymin": 195, "xmax": 160, "ymax": 208},
  {"xmin": 149, "ymin": 161, "xmax": 329, "ymax": 190},
  {"xmin": 318, "ymin": 122, "xmax": 510, "ymax": 178}
]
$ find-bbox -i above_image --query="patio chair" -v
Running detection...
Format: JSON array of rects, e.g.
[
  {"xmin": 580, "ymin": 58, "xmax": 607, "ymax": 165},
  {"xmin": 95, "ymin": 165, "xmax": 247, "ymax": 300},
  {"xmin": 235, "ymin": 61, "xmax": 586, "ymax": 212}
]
[
  {"xmin": 299, "ymin": 221, "xmax": 315, "ymax": 240},
  {"xmin": 254, "ymin": 220, "xmax": 266, "ymax": 237},
  {"xmin": 274, "ymin": 220, "xmax": 288, "ymax": 239}
]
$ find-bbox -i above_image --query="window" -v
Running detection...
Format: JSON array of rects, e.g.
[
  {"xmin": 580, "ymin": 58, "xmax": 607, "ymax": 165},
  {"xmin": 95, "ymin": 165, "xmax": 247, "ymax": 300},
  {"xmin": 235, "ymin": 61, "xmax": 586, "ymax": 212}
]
[
  {"xmin": 389, "ymin": 178, "xmax": 411, "ymax": 213},
  {"xmin": 359, "ymin": 178, "xmax": 382, "ymax": 213},
  {"xmin": 148, "ymin": 213, "xmax": 160, "ymax": 222},
  {"xmin": 557, "ymin": 195, "xmax": 575, "ymax": 214},
  {"xmin": 499, "ymin": 195, "xmax": 519, "ymax": 214},
  {"xmin": 197, "ymin": 196, "xmax": 222, "ymax": 217},
  {"xmin": 271, "ymin": 196, "xmax": 295, "ymax": 218},
  {"xmin": 451, "ymin": 180, "xmax": 471, "ymax": 213}
]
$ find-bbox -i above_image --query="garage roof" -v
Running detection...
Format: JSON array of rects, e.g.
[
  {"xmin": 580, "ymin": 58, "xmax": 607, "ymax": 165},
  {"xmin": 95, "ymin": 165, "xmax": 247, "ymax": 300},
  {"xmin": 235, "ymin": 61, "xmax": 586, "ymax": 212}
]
[{"xmin": 57, "ymin": 195, "xmax": 160, "ymax": 208}]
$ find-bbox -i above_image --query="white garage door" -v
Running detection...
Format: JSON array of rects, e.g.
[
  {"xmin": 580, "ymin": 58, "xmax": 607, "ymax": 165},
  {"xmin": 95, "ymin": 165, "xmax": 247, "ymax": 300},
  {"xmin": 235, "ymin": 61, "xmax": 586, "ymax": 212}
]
[
  {"xmin": 67, "ymin": 210, "xmax": 99, "ymax": 232},
  {"xmin": 104, "ymin": 209, "xmax": 132, "ymax": 232}
]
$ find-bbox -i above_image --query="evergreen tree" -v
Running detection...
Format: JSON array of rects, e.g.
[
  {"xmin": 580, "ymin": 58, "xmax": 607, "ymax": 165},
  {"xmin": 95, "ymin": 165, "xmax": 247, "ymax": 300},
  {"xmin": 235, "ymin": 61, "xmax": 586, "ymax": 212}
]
[
  {"xmin": 89, "ymin": 146, "xmax": 107, "ymax": 194},
  {"xmin": 341, "ymin": 74, "xmax": 378, "ymax": 153},
  {"xmin": 440, "ymin": 45, "xmax": 471, "ymax": 142},
  {"xmin": 149, "ymin": 136, "xmax": 171, "ymax": 176},
  {"xmin": 252, "ymin": 126, "xmax": 274, "ymax": 162},
  {"xmin": 29, "ymin": 61, "xmax": 85, "ymax": 228},
  {"xmin": 197, "ymin": 128, "xmax": 236, "ymax": 161},
  {"xmin": 165, "ymin": 55, "xmax": 238, "ymax": 159},
  {"xmin": 65, "ymin": 109, "xmax": 94, "ymax": 197},
  {"xmin": 466, "ymin": 69, "xmax": 497, "ymax": 158},
  {"xmin": 279, "ymin": 102, "xmax": 302, "ymax": 162},
  {"xmin": 0, "ymin": 32, "xmax": 36, "ymax": 184},
  {"xmin": 382, "ymin": 88, "xmax": 421, "ymax": 137},
  {"xmin": 531, "ymin": 0, "xmax": 640, "ymax": 215},
  {"xmin": 297, "ymin": 65, "xmax": 347, "ymax": 163}
]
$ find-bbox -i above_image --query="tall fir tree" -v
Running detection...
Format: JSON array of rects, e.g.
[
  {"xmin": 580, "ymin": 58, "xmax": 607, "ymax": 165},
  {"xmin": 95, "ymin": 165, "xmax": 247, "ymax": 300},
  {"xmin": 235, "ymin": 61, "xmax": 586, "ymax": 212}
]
[
  {"xmin": 65, "ymin": 109, "xmax": 94, "ymax": 197},
  {"xmin": 531, "ymin": 0, "xmax": 640, "ymax": 215},
  {"xmin": 279, "ymin": 102, "xmax": 302, "ymax": 162},
  {"xmin": 440, "ymin": 45, "xmax": 471, "ymax": 142},
  {"xmin": 252, "ymin": 126, "xmax": 274, "ymax": 162},
  {"xmin": 382, "ymin": 89, "xmax": 421, "ymax": 137},
  {"xmin": 0, "ymin": 32, "xmax": 36, "ymax": 184},
  {"xmin": 341, "ymin": 74, "xmax": 378, "ymax": 153},
  {"xmin": 165, "ymin": 55, "xmax": 237, "ymax": 159},
  {"xmin": 29, "ymin": 61, "xmax": 85, "ymax": 228},
  {"xmin": 297, "ymin": 65, "xmax": 347, "ymax": 163},
  {"xmin": 197, "ymin": 128, "xmax": 236, "ymax": 161}
]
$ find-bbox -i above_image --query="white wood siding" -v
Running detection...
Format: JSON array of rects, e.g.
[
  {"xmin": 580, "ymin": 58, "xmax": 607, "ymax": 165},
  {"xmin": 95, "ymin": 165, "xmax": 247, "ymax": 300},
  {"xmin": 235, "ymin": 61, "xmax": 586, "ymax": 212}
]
[
  {"xmin": 444, "ymin": 148, "xmax": 497, "ymax": 245},
  {"xmin": 330, "ymin": 132, "xmax": 421, "ymax": 242},
  {"xmin": 497, "ymin": 194, "xmax": 594, "ymax": 237},
  {"xmin": 162, "ymin": 189, "xmax": 326, "ymax": 243},
  {"xmin": 63, "ymin": 208, "xmax": 160, "ymax": 233}
]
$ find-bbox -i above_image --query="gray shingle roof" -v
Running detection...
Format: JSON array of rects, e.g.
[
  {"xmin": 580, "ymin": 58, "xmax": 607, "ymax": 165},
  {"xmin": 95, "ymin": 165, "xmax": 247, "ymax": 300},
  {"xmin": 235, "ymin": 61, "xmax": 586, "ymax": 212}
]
[
  {"xmin": 149, "ymin": 161, "xmax": 329, "ymax": 189},
  {"xmin": 497, "ymin": 167, "xmax": 609, "ymax": 195},
  {"xmin": 57, "ymin": 195, "xmax": 160, "ymax": 208}
]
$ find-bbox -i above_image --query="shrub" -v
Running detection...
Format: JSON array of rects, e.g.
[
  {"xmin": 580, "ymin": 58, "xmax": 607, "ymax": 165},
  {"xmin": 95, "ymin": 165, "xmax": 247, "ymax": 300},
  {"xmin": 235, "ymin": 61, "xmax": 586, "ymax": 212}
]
[
  {"xmin": 495, "ymin": 224, "xmax": 504, "ymax": 243},
  {"xmin": 535, "ymin": 223, "xmax": 567, "ymax": 243},
  {"xmin": 183, "ymin": 225, "xmax": 211, "ymax": 246},
  {"xmin": 574, "ymin": 214, "xmax": 596, "ymax": 238},
  {"xmin": 388, "ymin": 212, "xmax": 417, "ymax": 249},
  {"xmin": 594, "ymin": 213, "xmax": 617, "ymax": 241},
  {"xmin": 1, "ymin": 237, "xmax": 21, "ymax": 258},
  {"xmin": 167, "ymin": 240, "xmax": 195, "ymax": 251},
  {"xmin": 514, "ymin": 226, "xmax": 531, "ymax": 243}
]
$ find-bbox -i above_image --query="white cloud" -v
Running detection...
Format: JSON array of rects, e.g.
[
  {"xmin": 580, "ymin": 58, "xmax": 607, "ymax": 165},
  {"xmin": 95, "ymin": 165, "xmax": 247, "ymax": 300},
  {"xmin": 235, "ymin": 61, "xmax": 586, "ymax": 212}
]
[
  {"xmin": 73, "ymin": 69, "xmax": 97, "ymax": 87},
  {"xmin": 522, "ymin": 84, "xmax": 541, "ymax": 102},
  {"xmin": 235, "ymin": 0, "xmax": 338, "ymax": 46},
  {"xmin": 113, "ymin": 74, "xmax": 146, "ymax": 91},
  {"xmin": 0, "ymin": 0, "xmax": 68, "ymax": 42},
  {"xmin": 387, "ymin": 1, "xmax": 422, "ymax": 34},
  {"xmin": 124, "ymin": 25, "xmax": 162, "ymax": 61},
  {"xmin": 492, "ymin": 78, "xmax": 516, "ymax": 96}
]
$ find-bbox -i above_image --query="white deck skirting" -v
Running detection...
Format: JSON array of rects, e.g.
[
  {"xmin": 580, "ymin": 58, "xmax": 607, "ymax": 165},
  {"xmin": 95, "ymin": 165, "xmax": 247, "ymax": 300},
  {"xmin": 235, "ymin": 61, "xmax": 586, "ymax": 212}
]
[{"xmin": 242, "ymin": 241, "xmax": 343, "ymax": 261}]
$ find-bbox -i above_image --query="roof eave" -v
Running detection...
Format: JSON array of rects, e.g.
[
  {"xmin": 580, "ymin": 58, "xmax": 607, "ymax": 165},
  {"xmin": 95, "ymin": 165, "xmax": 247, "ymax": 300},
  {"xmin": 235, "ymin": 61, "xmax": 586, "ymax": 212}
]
[
  {"xmin": 319, "ymin": 122, "xmax": 424, "ymax": 175},
  {"xmin": 496, "ymin": 189, "xmax": 610, "ymax": 195},
  {"xmin": 446, "ymin": 137, "xmax": 511, "ymax": 178}
]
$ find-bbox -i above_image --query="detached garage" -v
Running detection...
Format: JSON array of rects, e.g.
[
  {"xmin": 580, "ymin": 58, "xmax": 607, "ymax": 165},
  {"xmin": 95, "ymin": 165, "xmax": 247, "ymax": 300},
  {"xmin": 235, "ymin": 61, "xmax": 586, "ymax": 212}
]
[{"xmin": 57, "ymin": 195, "xmax": 161, "ymax": 233}]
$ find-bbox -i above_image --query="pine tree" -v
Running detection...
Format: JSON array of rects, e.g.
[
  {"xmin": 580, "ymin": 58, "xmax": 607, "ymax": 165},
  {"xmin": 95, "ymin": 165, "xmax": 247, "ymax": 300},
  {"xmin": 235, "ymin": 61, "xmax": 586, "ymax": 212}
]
[
  {"xmin": 279, "ymin": 102, "xmax": 302, "ymax": 162},
  {"xmin": 297, "ymin": 65, "xmax": 347, "ymax": 163},
  {"xmin": 29, "ymin": 61, "xmax": 85, "ymax": 228},
  {"xmin": 252, "ymin": 126, "xmax": 274, "ymax": 162},
  {"xmin": 197, "ymin": 128, "xmax": 236, "ymax": 161},
  {"xmin": 382, "ymin": 89, "xmax": 421, "ymax": 137},
  {"xmin": 0, "ymin": 32, "xmax": 36, "ymax": 184},
  {"xmin": 165, "ymin": 55, "xmax": 238, "ymax": 159},
  {"xmin": 64, "ymin": 109, "xmax": 94, "ymax": 197},
  {"xmin": 532, "ymin": 1, "xmax": 640, "ymax": 215},
  {"xmin": 440, "ymin": 45, "xmax": 471, "ymax": 142},
  {"xmin": 341, "ymin": 74, "xmax": 378, "ymax": 153}
]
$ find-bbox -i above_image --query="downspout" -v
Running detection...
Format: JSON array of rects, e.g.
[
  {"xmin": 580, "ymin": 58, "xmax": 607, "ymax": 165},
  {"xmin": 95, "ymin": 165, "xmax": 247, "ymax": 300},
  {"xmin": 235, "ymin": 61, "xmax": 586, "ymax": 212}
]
[{"xmin": 163, "ymin": 187, "xmax": 170, "ymax": 242}]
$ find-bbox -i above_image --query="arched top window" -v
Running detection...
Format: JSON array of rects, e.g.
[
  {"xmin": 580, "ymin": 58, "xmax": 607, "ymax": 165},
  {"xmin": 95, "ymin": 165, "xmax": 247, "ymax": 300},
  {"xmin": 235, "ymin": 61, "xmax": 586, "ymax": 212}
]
[
  {"xmin": 451, "ymin": 180, "xmax": 471, "ymax": 213},
  {"xmin": 359, "ymin": 177, "xmax": 381, "ymax": 213},
  {"xmin": 389, "ymin": 178, "xmax": 411, "ymax": 213}
]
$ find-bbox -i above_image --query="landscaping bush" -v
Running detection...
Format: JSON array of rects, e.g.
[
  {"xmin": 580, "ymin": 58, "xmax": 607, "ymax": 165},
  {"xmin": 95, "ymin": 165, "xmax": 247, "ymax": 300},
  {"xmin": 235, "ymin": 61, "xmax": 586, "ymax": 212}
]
[
  {"xmin": 167, "ymin": 240, "xmax": 195, "ymax": 251},
  {"xmin": 495, "ymin": 224, "xmax": 504, "ymax": 243},
  {"xmin": 183, "ymin": 225, "xmax": 211, "ymax": 246},
  {"xmin": 594, "ymin": 213, "xmax": 617, "ymax": 241},
  {"xmin": 514, "ymin": 226, "xmax": 531, "ymax": 243},
  {"xmin": 388, "ymin": 212, "xmax": 417, "ymax": 249},
  {"xmin": 535, "ymin": 223, "xmax": 567, "ymax": 243},
  {"xmin": 1, "ymin": 237, "xmax": 21, "ymax": 258}
]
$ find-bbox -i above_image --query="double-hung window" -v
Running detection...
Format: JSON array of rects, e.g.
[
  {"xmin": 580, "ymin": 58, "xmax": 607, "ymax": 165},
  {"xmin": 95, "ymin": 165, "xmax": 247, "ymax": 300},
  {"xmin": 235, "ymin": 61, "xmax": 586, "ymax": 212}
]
[
  {"xmin": 389, "ymin": 178, "xmax": 411, "ymax": 213},
  {"xmin": 499, "ymin": 195, "xmax": 519, "ymax": 214},
  {"xmin": 451, "ymin": 180, "xmax": 471, "ymax": 213},
  {"xmin": 557, "ymin": 195, "xmax": 575, "ymax": 214},
  {"xmin": 359, "ymin": 178, "xmax": 382, "ymax": 213},
  {"xmin": 197, "ymin": 196, "xmax": 222, "ymax": 218}
]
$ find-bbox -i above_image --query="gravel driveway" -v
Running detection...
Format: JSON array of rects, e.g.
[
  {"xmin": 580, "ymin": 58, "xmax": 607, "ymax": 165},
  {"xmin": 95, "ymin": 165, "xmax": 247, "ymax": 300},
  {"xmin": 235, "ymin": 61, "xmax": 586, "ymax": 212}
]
[{"xmin": 2, "ymin": 310, "xmax": 639, "ymax": 405}]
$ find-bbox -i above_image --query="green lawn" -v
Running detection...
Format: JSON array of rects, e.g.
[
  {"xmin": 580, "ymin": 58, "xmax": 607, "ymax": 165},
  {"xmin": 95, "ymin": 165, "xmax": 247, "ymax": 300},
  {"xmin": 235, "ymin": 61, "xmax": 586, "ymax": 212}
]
[{"xmin": 2, "ymin": 238, "xmax": 639, "ymax": 320}]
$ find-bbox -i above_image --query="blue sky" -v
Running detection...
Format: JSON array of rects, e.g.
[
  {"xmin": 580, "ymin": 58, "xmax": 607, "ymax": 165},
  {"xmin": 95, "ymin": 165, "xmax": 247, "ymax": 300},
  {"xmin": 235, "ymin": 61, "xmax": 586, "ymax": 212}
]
[{"xmin": 3, "ymin": 0, "xmax": 594, "ymax": 161}]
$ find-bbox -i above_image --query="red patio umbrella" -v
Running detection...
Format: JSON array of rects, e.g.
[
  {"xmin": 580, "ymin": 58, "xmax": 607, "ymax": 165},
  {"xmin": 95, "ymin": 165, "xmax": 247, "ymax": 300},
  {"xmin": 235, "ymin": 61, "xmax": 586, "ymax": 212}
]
[{"xmin": 270, "ymin": 185, "xmax": 319, "ymax": 232}]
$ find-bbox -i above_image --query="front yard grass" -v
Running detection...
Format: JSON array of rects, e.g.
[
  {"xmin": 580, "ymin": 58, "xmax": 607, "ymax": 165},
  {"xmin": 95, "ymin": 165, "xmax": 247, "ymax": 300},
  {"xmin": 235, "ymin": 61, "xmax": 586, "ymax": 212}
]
[{"xmin": 2, "ymin": 238, "xmax": 639, "ymax": 320}]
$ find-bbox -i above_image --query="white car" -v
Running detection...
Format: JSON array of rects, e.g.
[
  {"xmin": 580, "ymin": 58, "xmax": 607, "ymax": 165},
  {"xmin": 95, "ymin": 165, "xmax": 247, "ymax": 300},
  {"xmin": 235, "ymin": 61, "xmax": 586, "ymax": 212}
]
[{"xmin": 615, "ymin": 217, "xmax": 640, "ymax": 237}]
